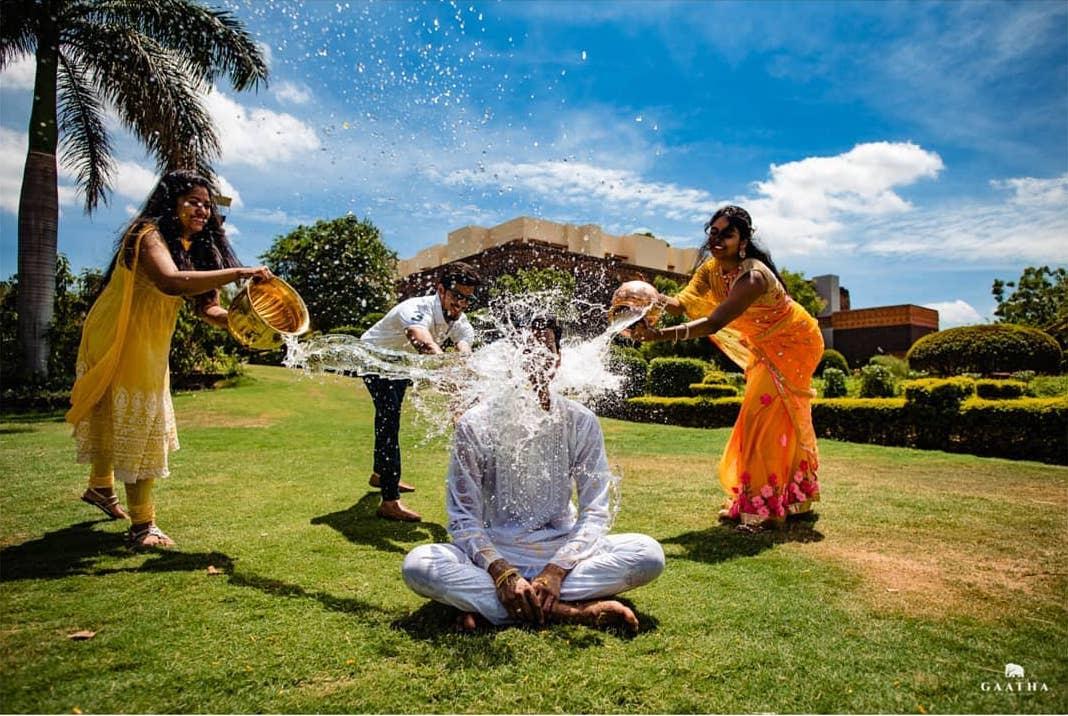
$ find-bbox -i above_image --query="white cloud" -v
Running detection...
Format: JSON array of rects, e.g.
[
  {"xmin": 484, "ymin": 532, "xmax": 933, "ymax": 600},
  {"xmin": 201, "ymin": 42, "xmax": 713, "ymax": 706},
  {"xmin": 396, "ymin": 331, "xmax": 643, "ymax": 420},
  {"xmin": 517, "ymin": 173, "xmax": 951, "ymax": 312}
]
[
  {"xmin": 0, "ymin": 54, "xmax": 36, "ymax": 91},
  {"xmin": 109, "ymin": 160, "xmax": 158, "ymax": 203},
  {"xmin": 443, "ymin": 160, "xmax": 718, "ymax": 222},
  {"xmin": 222, "ymin": 221, "xmax": 240, "ymax": 236},
  {"xmin": 991, "ymin": 173, "xmax": 1068, "ymax": 208},
  {"xmin": 214, "ymin": 174, "xmax": 243, "ymax": 208},
  {"xmin": 273, "ymin": 80, "xmax": 312, "ymax": 105},
  {"xmin": 203, "ymin": 88, "xmax": 320, "ymax": 168},
  {"xmin": 924, "ymin": 300, "xmax": 986, "ymax": 329},
  {"xmin": 744, "ymin": 141, "xmax": 945, "ymax": 255},
  {"xmin": 861, "ymin": 174, "xmax": 1068, "ymax": 263}
]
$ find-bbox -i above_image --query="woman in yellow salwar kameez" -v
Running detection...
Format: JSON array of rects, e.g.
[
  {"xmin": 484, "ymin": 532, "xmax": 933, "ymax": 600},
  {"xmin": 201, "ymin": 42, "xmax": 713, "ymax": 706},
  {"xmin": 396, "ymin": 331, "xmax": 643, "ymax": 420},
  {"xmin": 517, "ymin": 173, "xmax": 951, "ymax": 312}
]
[
  {"xmin": 632, "ymin": 206, "xmax": 823, "ymax": 528},
  {"xmin": 67, "ymin": 170, "xmax": 272, "ymax": 549}
]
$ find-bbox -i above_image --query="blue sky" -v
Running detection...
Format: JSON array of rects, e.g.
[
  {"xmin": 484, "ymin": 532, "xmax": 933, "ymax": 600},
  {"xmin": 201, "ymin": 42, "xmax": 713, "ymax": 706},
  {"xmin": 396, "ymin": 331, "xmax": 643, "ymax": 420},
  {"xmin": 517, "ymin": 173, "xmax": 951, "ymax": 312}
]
[{"xmin": 1, "ymin": 0, "xmax": 1065, "ymax": 327}]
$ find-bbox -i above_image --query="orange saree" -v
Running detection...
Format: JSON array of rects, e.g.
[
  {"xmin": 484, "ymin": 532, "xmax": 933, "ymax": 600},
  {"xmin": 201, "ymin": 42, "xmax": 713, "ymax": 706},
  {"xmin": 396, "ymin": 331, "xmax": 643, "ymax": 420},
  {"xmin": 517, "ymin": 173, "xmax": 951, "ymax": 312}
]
[{"xmin": 676, "ymin": 258, "xmax": 823, "ymax": 526}]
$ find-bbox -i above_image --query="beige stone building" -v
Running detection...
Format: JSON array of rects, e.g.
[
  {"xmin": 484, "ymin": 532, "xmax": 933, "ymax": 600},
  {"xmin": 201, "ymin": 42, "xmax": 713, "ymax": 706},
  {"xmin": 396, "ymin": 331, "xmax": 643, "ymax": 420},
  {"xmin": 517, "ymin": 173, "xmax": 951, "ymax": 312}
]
[{"xmin": 397, "ymin": 216, "xmax": 699, "ymax": 279}]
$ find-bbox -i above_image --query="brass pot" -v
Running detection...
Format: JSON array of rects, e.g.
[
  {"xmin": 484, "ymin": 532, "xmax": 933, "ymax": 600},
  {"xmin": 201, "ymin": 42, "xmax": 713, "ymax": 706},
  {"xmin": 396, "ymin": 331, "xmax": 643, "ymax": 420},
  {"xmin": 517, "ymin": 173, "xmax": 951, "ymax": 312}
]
[
  {"xmin": 227, "ymin": 277, "xmax": 310, "ymax": 350},
  {"xmin": 608, "ymin": 280, "xmax": 663, "ymax": 326}
]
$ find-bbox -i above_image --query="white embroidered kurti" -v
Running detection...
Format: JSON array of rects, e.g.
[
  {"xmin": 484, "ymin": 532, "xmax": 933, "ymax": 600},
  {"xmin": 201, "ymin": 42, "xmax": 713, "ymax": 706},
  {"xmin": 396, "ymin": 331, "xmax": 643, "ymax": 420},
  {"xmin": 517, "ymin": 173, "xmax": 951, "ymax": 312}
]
[{"xmin": 446, "ymin": 391, "xmax": 615, "ymax": 571}]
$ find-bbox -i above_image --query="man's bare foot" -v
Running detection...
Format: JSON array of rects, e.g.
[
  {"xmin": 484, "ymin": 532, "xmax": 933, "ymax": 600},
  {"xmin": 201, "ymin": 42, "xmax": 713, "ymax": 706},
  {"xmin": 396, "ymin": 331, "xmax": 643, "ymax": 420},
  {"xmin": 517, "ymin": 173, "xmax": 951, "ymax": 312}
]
[
  {"xmin": 580, "ymin": 600, "xmax": 640, "ymax": 634},
  {"xmin": 376, "ymin": 499, "xmax": 421, "ymax": 522},
  {"xmin": 454, "ymin": 611, "xmax": 480, "ymax": 632},
  {"xmin": 368, "ymin": 473, "xmax": 415, "ymax": 493}
]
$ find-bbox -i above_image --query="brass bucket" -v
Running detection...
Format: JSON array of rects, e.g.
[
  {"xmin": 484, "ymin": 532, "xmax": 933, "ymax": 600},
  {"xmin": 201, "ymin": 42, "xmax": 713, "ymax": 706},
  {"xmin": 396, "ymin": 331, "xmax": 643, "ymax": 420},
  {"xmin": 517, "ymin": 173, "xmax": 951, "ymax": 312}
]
[{"xmin": 227, "ymin": 277, "xmax": 310, "ymax": 350}]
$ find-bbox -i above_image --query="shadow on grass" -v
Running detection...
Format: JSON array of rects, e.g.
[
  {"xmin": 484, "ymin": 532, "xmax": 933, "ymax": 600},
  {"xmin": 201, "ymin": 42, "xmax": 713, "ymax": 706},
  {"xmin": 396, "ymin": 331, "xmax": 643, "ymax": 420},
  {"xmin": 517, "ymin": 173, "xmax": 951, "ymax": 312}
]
[
  {"xmin": 227, "ymin": 570, "xmax": 386, "ymax": 618},
  {"xmin": 0, "ymin": 520, "xmax": 128, "ymax": 580},
  {"xmin": 311, "ymin": 493, "xmax": 448, "ymax": 554},
  {"xmin": 0, "ymin": 521, "xmax": 239, "ymax": 582},
  {"xmin": 393, "ymin": 596, "xmax": 658, "ymax": 649},
  {"xmin": 663, "ymin": 516, "xmax": 824, "ymax": 564}
]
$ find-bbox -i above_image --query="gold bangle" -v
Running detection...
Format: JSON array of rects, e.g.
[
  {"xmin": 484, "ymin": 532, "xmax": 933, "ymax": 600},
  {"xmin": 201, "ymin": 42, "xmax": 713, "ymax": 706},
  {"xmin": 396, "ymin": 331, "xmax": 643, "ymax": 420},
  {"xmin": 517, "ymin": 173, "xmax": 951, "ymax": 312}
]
[{"xmin": 494, "ymin": 567, "xmax": 518, "ymax": 589}]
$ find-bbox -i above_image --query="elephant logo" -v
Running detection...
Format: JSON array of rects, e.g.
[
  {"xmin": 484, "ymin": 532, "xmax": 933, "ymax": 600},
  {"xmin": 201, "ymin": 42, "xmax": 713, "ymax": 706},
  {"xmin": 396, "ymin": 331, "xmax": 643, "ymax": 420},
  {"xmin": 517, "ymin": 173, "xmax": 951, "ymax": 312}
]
[{"xmin": 1005, "ymin": 664, "xmax": 1025, "ymax": 679}]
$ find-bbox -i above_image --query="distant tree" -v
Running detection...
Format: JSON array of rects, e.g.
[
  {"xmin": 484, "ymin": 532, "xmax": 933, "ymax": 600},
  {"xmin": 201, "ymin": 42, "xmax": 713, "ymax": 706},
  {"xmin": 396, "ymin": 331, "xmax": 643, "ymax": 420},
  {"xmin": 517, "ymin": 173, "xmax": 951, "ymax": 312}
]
[
  {"xmin": 491, "ymin": 267, "xmax": 577, "ymax": 320},
  {"xmin": 780, "ymin": 268, "xmax": 826, "ymax": 317},
  {"xmin": 992, "ymin": 266, "xmax": 1068, "ymax": 346},
  {"xmin": 1, "ymin": 0, "xmax": 268, "ymax": 379},
  {"xmin": 261, "ymin": 215, "xmax": 397, "ymax": 332}
]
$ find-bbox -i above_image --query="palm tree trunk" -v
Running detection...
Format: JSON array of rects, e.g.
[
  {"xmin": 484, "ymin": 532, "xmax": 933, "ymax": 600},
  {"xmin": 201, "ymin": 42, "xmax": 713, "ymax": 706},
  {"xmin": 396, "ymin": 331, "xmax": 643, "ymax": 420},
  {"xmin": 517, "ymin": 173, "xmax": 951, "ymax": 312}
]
[{"xmin": 16, "ymin": 11, "xmax": 60, "ymax": 381}]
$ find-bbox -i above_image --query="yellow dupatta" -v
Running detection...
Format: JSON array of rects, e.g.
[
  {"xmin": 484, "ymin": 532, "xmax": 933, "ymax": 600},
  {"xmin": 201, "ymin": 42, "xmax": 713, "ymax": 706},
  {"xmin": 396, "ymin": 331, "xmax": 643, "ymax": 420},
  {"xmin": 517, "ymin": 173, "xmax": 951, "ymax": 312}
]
[{"xmin": 65, "ymin": 227, "xmax": 150, "ymax": 426}]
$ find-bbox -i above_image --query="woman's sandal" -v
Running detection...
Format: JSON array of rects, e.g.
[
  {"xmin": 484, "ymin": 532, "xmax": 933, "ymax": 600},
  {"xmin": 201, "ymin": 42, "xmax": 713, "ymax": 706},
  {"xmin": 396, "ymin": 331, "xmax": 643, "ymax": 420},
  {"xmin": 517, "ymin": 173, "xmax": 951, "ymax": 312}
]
[
  {"xmin": 127, "ymin": 524, "xmax": 175, "ymax": 551},
  {"xmin": 81, "ymin": 487, "xmax": 129, "ymax": 521}
]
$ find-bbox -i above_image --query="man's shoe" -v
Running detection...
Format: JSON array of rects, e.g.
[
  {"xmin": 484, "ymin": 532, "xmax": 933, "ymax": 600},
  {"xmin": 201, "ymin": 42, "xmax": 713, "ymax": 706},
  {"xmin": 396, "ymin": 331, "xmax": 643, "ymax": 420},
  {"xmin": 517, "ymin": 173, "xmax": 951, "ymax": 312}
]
[
  {"xmin": 377, "ymin": 500, "xmax": 421, "ymax": 522},
  {"xmin": 368, "ymin": 473, "xmax": 415, "ymax": 493}
]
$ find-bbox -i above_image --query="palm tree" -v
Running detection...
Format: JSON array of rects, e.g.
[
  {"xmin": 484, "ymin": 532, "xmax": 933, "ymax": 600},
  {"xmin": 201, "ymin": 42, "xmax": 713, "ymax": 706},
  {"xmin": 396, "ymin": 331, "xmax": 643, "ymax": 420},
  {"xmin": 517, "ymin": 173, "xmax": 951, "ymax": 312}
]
[{"xmin": 0, "ymin": 0, "xmax": 268, "ymax": 380}]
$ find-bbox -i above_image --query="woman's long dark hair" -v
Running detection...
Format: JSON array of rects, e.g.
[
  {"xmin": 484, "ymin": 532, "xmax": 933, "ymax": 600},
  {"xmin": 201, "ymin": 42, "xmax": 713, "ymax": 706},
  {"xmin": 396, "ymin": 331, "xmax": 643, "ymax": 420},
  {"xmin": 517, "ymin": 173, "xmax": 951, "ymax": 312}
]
[
  {"xmin": 692, "ymin": 205, "xmax": 789, "ymax": 296},
  {"xmin": 104, "ymin": 170, "xmax": 242, "ymax": 304}
]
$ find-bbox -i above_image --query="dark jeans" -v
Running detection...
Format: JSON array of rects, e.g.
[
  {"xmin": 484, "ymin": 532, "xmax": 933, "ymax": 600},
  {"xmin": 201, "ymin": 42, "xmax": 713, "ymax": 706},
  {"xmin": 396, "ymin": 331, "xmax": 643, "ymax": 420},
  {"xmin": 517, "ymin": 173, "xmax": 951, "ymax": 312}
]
[{"xmin": 362, "ymin": 375, "xmax": 410, "ymax": 501}]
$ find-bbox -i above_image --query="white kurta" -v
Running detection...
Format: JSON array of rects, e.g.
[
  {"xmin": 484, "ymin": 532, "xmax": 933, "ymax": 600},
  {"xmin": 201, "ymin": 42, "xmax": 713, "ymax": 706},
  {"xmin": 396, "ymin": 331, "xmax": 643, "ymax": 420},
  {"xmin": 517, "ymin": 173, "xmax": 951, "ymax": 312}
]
[
  {"xmin": 403, "ymin": 390, "xmax": 665, "ymax": 624},
  {"xmin": 446, "ymin": 392, "xmax": 614, "ymax": 571}
]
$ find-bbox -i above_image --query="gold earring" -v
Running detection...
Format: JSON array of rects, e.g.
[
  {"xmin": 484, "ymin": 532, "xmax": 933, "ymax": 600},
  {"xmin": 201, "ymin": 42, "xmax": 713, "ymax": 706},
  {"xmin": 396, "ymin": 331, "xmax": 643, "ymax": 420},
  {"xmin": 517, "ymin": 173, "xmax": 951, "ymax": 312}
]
[{"xmin": 739, "ymin": 246, "xmax": 747, "ymax": 259}]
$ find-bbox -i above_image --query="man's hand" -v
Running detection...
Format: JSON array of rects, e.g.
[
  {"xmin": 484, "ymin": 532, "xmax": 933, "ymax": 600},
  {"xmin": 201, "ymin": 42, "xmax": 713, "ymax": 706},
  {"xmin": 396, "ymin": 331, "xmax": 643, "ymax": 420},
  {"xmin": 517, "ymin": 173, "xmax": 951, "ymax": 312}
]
[
  {"xmin": 489, "ymin": 559, "xmax": 541, "ymax": 623},
  {"xmin": 531, "ymin": 564, "xmax": 568, "ymax": 623}
]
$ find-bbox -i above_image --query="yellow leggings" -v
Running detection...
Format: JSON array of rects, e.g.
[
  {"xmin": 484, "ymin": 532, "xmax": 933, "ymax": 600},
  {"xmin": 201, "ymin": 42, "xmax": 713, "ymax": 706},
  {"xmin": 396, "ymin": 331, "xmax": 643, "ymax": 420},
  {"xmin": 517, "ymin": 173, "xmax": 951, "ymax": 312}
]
[{"xmin": 88, "ymin": 456, "xmax": 155, "ymax": 525}]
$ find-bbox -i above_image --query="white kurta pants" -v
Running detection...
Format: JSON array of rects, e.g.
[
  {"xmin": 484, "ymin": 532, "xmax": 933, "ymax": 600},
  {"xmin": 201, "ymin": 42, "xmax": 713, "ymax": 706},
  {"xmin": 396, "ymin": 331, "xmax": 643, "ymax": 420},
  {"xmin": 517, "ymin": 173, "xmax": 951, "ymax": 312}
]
[{"xmin": 402, "ymin": 533, "xmax": 665, "ymax": 625}]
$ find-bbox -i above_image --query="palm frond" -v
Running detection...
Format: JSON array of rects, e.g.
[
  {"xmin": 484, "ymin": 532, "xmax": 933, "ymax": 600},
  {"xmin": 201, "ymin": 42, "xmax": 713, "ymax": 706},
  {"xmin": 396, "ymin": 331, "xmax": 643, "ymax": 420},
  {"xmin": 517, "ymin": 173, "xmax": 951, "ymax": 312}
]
[
  {"xmin": 0, "ymin": 0, "xmax": 39, "ymax": 68},
  {"xmin": 67, "ymin": 26, "xmax": 221, "ymax": 177},
  {"xmin": 81, "ymin": 0, "xmax": 268, "ymax": 91},
  {"xmin": 57, "ymin": 51, "xmax": 114, "ymax": 213}
]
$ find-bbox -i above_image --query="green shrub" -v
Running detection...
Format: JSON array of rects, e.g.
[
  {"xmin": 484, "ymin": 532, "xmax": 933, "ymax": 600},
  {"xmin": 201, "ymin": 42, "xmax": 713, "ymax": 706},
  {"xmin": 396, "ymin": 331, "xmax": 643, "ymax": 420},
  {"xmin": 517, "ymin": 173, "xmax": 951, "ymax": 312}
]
[
  {"xmin": 975, "ymin": 379, "xmax": 1027, "ymax": 400},
  {"xmin": 869, "ymin": 354, "xmax": 909, "ymax": 379},
  {"xmin": 607, "ymin": 345, "xmax": 649, "ymax": 401},
  {"xmin": 606, "ymin": 394, "xmax": 1067, "ymax": 465},
  {"xmin": 1030, "ymin": 375, "xmax": 1068, "ymax": 397},
  {"xmin": 907, "ymin": 324, "xmax": 1061, "ymax": 375},
  {"xmin": 647, "ymin": 357, "xmax": 709, "ymax": 397},
  {"xmin": 904, "ymin": 377, "xmax": 977, "ymax": 411},
  {"xmin": 689, "ymin": 383, "xmax": 737, "ymax": 398},
  {"xmin": 1010, "ymin": 370, "xmax": 1037, "ymax": 383},
  {"xmin": 817, "ymin": 349, "xmax": 849, "ymax": 376},
  {"xmin": 822, "ymin": 367, "xmax": 848, "ymax": 398},
  {"xmin": 610, "ymin": 396, "xmax": 741, "ymax": 427},
  {"xmin": 859, "ymin": 364, "xmax": 897, "ymax": 397},
  {"xmin": 812, "ymin": 398, "xmax": 910, "ymax": 447},
  {"xmin": 702, "ymin": 368, "xmax": 730, "ymax": 384}
]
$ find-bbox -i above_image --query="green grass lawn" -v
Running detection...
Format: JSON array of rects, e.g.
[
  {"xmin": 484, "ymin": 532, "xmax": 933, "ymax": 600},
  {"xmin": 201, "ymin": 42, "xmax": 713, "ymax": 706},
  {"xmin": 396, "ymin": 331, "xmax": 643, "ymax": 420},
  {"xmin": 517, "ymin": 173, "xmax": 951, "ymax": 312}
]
[{"xmin": 2, "ymin": 365, "xmax": 1066, "ymax": 714}]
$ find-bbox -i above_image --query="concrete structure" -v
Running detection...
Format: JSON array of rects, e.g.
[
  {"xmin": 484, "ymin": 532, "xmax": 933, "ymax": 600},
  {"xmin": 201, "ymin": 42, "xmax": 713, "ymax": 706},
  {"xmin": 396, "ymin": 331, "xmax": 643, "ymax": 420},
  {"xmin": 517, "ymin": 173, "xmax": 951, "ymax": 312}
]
[
  {"xmin": 813, "ymin": 274, "xmax": 938, "ymax": 366},
  {"xmin": 396, "ymin": 216, "xmax": 699, "ymax": 307}
]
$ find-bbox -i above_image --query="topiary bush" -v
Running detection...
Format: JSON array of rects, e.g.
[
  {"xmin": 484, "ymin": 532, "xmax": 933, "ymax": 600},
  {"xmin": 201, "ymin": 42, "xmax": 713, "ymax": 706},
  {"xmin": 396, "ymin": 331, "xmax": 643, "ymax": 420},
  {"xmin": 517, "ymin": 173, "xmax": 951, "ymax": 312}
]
[
  {"xmin": 869, "ymin": 354, "xmax": 909, "ymax": 379},
  {"xmin": 822, "ymin": 367, "xmax": 848, "ymax": 398},
  {"xmin": 974, "ymin": 379, "xmax": 1027, "ymax": 399},
  {"xmin": 817, "ymin": 349, "xmax": 849, "ymax": 376},
  {"xmin": 689, "ymin": 383, "xmax": 737, "ymax": 398},
  {"xmin": 907, "ymin": 324, "xmax": 1061, "ymax": 375},
  {"xmin": 859, "ymin": 364, "xmax": 897, "ymax": 398},
  {"xmin": 647, "ymin": 357, "xmax": 710, "ymax": 397}
]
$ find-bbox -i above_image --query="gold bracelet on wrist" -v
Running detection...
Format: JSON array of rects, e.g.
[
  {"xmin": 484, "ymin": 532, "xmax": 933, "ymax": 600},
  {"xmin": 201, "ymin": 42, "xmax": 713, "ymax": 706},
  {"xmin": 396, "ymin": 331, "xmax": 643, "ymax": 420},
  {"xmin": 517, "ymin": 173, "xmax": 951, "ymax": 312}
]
[{"xmin": 494, "ymin": 567, "xmax": 519, "ymax": 589}]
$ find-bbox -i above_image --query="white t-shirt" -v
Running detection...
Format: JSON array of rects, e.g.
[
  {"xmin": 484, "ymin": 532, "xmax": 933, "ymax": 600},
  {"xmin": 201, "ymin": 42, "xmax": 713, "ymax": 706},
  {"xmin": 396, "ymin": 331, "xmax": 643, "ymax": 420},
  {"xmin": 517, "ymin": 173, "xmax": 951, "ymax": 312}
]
[{"xmin": 361, "ymin": 293, "xmax": 475, "ymax": 352}]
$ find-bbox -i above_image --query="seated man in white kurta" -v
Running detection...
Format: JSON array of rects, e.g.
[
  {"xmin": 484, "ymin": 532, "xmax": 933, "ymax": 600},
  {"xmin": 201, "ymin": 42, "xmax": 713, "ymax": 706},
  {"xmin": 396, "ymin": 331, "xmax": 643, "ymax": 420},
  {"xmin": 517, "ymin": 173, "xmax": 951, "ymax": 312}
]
[{"xmin": 402, "ymin": 316, "xmax": 664, "ymax": 632}]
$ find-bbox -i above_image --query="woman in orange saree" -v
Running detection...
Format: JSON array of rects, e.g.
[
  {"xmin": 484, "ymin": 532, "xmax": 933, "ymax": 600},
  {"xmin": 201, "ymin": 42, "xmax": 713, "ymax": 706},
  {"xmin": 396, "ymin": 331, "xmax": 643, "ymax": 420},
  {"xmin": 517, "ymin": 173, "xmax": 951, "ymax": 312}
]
[{"xmin": 632, "ymin": 206, "xmax": 823, "ymax": 528}]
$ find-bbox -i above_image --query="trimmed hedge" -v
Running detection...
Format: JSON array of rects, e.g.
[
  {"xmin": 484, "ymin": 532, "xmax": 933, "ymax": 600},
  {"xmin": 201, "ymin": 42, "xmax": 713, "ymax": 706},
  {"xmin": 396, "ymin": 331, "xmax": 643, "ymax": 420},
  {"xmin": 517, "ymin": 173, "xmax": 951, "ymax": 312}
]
[
  {"xmin": 817, "ymin": 349, "xmax": 849, "ymax": 376},
  {"xmin": 975, "ymin": 379, "xmax": 1027, "ymax": 400},
  {"xmin": 647, "ymin": 357, "xmax": 709, "ymax": 397},
  {"xmin": 689, "ymin": 383, "xmax": 737, "ymax": 398},
  {"xmin": 859, "ymin": 364, "xmax": 897, "ymax": 398},
  {"xmin": 907, "ymin": 323, "xmax": 1061, "ymax": 375},
  {"xmin": 822, "ymin": 367, "xmax": 848, "ymax": 398},
  {"xmin": 610, "ymin": 396, "xmax": 742, "ymax": 427},
  {"xmin": 601, "ymin": 388, "xmax": 1067, "ymax": 465}
]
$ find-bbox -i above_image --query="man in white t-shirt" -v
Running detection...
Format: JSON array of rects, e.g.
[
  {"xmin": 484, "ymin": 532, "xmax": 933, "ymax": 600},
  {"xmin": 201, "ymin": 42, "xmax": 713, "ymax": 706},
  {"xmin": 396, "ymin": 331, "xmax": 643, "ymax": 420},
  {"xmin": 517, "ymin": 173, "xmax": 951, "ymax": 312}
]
[{"xmin": 360, "ymin": 262, "xmax": 482, "ymax": 521}]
